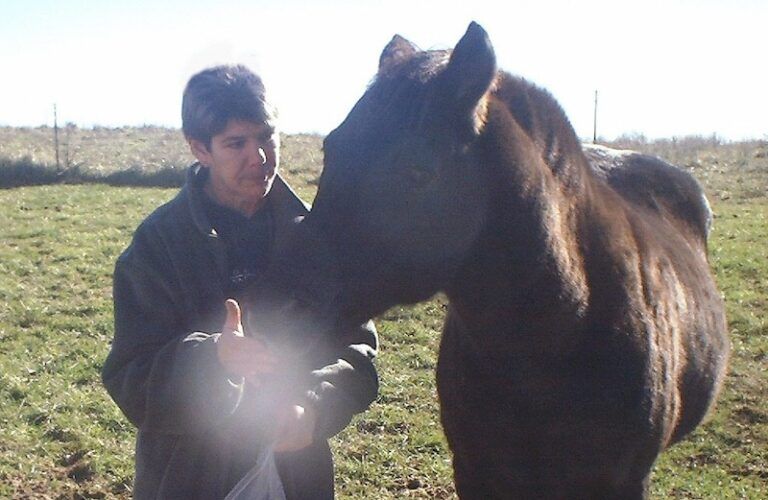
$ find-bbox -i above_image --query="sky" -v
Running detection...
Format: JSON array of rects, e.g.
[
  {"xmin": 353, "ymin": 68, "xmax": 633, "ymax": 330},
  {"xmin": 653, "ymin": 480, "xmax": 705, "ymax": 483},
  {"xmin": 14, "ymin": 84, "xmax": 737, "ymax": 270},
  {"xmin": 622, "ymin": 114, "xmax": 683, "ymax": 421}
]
[{"xmin": 1, "ymin": 0, "xmax": 766, "ymax": 140}]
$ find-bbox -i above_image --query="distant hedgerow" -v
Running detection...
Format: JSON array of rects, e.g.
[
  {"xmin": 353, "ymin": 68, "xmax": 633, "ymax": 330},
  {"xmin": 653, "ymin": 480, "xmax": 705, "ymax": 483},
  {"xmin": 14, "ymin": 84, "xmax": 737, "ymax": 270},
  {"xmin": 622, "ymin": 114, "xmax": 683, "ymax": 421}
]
[
  {"xmin": 0, "ymin": 157, "xmax": 66, "ymax": 188},
  {"xmin": 0, "ymin": 157, "xmax": 186, "ymax": 189},
  {"xmin": 0, "ymin": 127, "xmax": 325, "ymax": 191},
  {"xmin": 101, "ymin": 166, "xmax": 186, "ymax": 188}
]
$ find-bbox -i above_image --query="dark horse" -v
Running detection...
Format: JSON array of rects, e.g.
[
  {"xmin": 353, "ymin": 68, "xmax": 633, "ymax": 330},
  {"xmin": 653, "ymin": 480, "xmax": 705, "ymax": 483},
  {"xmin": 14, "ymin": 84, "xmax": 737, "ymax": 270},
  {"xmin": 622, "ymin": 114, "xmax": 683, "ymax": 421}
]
[{"xmin": 248, "ymin": 22, "xmax": 729, "ymax": 499}]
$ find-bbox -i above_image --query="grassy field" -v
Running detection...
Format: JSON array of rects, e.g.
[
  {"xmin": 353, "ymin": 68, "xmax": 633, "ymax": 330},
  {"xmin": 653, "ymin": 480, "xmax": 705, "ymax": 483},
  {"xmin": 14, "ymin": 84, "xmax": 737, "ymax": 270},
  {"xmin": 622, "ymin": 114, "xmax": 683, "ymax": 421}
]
[{"xmin": 0, "ymin": 128, "xmax": 766, "ymax": 498}]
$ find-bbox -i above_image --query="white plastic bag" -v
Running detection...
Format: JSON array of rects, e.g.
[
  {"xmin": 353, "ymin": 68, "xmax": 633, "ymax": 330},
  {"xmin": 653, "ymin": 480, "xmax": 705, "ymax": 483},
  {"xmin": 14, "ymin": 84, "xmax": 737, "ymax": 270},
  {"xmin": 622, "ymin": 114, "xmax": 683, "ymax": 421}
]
[{"xmin": 225, "ymin": 444, "xmax": 286, "ymax": 500}]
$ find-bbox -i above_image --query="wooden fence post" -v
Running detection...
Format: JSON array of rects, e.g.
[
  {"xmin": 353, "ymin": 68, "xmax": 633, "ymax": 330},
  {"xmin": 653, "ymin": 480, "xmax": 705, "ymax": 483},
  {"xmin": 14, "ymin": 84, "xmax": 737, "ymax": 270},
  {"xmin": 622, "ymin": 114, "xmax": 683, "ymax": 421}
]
[
  {"xmin": 53, "ymin": 104, "xmax": 60, "ymax": 171},
  {"xmin": 593, "ymin": 90, "xmax": 598, "ymax": 144}
]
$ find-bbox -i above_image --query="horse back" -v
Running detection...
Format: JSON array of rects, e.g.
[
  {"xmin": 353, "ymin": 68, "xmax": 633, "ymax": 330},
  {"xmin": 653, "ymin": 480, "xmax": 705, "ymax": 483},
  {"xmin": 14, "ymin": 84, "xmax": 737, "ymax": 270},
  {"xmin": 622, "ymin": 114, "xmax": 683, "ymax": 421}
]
[{"xmin": 583, "ymin": 144, "xmax": 713, "ymax": 250}]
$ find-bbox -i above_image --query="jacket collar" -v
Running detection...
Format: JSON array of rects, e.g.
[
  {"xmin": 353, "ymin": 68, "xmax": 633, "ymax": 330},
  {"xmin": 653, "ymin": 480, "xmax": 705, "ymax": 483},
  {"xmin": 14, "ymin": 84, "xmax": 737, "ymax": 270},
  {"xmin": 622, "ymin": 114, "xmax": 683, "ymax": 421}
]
[{"xmin": 184, "ymin": 163, "xmax": 310, "ymax": 246}]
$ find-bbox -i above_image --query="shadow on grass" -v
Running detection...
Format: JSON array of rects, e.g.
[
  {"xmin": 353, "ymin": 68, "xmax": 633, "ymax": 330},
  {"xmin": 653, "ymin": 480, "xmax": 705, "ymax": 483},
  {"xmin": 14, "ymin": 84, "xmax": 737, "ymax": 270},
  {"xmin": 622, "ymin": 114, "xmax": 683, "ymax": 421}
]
[{"xmin": 0, "ymin": 157, "xmax": 185, "ymax": 189}]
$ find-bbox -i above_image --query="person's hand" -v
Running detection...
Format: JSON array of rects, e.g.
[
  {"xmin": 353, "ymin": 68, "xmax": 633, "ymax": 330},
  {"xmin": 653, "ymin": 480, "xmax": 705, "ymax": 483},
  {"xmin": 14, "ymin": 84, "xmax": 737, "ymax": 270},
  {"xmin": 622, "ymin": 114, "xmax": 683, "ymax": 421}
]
[
  {"xmin": 216, "ymin": 299, "xmax": 276, "ymax": 381},
  {"xmin": 274, "ymin": 404, "xmax": 317, "ymax": 452}
]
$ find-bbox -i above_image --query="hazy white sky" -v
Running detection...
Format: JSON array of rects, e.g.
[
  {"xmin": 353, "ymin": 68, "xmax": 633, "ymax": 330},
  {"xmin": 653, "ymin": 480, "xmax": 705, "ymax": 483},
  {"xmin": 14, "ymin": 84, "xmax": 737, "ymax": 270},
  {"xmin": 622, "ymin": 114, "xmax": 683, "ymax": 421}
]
[{"xmin": 1, "ymin": 0, "xmax": 765, "ymax": 140}]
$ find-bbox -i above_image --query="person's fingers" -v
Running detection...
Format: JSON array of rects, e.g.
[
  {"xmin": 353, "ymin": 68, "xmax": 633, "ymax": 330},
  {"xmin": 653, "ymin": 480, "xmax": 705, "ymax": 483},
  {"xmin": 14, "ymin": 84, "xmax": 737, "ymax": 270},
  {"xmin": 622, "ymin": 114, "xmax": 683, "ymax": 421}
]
[
  {"xmin": 223, "ymin": 299, "xmax": 243, "ymax": 335},
  {"xmin": 219, "ymin": 338, "xmax": 276, "ymax": 374},
  {"xmin": 274, "ymin": 405, "xmax": 314, "ymax": 452},
  {"xmin": 244, "ymin": 373, "xmax": 262, "ymax": 388},
  {"xmin": 218, "ymin": 301, "xmax": 279, "ymax": 378},
  {"xmin": 234, "ymin": 339, "xmax": 276, "ymax": 364},
  {"xmin": 225, "ymin": 356, "xmax": 276, "ymax": 375}
]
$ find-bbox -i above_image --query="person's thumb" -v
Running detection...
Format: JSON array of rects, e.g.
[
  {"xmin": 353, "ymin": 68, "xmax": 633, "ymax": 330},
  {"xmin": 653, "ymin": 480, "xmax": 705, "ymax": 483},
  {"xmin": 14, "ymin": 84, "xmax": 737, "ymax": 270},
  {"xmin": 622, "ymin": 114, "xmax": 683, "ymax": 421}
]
[{"xmin": 223, "ymin": 299, "xmax": 243, "ymax": 335}]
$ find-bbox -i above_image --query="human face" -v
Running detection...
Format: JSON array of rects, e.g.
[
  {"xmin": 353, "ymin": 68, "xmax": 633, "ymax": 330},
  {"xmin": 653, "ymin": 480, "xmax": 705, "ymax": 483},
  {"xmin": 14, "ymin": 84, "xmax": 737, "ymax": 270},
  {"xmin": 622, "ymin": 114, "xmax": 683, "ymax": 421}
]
[{"xmin": 189, "ymin": 119, "xmax": 279, "ymax": 216}]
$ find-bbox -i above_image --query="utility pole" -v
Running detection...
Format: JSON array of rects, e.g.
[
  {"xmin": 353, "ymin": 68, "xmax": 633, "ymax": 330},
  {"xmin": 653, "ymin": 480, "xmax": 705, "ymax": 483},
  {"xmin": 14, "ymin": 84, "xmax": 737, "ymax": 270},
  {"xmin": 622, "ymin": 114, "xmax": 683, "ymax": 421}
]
[
  {"xmin": 54, "ymin": 104, "xmax": 60, "ymax": 171},
  {"xmin": 593, "ymin": 90, "xmax": 598, "ymax": 144}
]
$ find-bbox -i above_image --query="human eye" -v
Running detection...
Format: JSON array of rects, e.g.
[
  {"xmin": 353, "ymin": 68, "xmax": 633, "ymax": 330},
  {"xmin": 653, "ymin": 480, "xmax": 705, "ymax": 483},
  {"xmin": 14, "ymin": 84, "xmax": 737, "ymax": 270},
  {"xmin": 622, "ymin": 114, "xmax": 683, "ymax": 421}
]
[{"xmin": 226, "ymin": 138, "xmax": 246, "ymax": 149}]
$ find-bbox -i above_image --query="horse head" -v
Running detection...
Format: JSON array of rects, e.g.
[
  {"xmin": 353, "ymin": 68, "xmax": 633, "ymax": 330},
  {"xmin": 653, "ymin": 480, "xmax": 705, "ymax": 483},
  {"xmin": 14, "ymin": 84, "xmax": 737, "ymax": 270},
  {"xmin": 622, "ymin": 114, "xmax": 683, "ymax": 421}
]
[{"xmin": 246, "ymin": 23, "xmax": 502, "ymax": 348}]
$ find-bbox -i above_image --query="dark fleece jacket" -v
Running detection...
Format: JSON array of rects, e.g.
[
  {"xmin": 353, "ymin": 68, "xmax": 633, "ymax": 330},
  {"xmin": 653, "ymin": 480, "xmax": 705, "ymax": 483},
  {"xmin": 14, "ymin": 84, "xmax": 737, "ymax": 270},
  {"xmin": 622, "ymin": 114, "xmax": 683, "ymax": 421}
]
[{"xmin": 102, "ymin": 165, "xmax": 378, "ymax": 499}]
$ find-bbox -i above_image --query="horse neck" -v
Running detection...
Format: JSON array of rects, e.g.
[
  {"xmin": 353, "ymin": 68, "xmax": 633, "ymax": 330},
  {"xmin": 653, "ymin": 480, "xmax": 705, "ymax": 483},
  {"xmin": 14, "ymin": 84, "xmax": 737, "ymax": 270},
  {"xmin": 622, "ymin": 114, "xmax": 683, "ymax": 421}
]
[{"xmin": 446, "ymin": 96, "xmax": 592, "ymax": 338}]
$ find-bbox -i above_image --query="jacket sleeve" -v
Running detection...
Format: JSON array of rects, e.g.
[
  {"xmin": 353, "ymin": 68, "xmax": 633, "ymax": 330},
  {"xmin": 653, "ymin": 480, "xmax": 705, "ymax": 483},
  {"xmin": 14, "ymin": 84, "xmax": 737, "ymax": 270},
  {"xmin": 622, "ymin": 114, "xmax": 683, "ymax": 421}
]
[
  {"xmin": 304, "ymin": 320, "xmax": 379, "ymax": 439},
  {"xmin": 102, "ymin": 250, "xmax": 243, "ymax": 434}
]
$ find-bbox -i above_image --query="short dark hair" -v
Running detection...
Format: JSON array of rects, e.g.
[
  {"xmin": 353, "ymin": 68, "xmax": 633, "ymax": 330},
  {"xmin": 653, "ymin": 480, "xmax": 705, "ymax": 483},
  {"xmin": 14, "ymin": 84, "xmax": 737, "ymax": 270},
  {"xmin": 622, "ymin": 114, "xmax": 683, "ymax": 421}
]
[{"xmin": 181, "ymin": 65, "xmax": 277, "ymax": 148}]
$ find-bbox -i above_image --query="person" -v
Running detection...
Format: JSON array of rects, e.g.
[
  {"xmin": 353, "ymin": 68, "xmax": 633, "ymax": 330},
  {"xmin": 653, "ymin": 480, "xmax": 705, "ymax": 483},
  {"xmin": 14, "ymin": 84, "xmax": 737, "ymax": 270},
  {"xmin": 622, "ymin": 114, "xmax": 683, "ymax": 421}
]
[{"xmin": 102, "ymin": 65, "xmax": 379, "ymax": 499}]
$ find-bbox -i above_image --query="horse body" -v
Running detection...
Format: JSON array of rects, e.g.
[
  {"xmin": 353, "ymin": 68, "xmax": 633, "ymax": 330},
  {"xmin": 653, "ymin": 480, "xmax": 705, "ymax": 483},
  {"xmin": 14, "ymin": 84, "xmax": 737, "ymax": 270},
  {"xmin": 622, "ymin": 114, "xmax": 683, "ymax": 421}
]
[
  {"xmin": 437, "ymin": 94, "xmax": 727, "ymax": 495},
  {"xmin": 248, "ymin": 23, "xmax": 728, "ymax": 499}
]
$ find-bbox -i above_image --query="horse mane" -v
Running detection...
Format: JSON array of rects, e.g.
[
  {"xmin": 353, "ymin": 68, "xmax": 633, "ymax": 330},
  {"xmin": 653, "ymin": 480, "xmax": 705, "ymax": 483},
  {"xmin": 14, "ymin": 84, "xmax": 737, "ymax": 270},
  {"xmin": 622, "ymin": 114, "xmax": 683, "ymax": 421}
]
[
  {"xmin": 469, "ymin": 72, "xmax": 593, "ymax": 323},
  {"xmin": 375, "ymin": 48, "xmax": 451, "ymax": 84},
  {"xmin": 366, "ymin": 48, "xmax": 592, "ymax": 197},
  {"xmin": 491, "ymin": 73, "xmax": 590, "ymax": 191}
]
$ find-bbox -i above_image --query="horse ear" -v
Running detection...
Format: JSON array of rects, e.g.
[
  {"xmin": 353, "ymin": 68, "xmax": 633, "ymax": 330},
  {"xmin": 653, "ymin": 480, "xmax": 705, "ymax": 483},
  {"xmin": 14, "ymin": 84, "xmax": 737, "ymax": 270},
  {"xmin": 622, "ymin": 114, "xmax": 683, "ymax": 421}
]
[
  {"xmin": 379, "ymin": 35, "xmax": 418, "ymax": 75},
  {"xmin": 442, "ymin": 22, "xmax": 497, "ymax": 130}
]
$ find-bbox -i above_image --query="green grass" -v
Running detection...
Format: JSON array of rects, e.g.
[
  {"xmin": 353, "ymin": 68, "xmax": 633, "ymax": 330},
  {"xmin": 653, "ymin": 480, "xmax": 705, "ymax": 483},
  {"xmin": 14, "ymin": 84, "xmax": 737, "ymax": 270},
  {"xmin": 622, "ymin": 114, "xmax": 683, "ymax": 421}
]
[
  {"xmin": 649, "ymin": 201, "xmax": 768, "ymax": 498},
  {"xmin": 0, "ymin": 185, "xmax": 174, "ymax": 497},
  {"xmin": 0, "ymin": 131, "xmax": 766, "ymax": 498}
]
